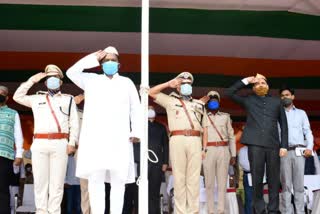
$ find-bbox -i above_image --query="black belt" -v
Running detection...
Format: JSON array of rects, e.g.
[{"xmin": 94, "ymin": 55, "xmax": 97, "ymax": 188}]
[
  {"xmin": 243, "ymin": 171, "xmax": 250, "ymax": 174},
  {"xmin": 288, "ymin": 144, "xmax": 306, "ymax": 151}
]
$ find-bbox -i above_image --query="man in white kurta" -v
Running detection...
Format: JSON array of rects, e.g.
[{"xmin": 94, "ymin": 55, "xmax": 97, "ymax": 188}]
[{"xmin": 66, "ymin": 46, "xmax": 141, "ymax": 214}]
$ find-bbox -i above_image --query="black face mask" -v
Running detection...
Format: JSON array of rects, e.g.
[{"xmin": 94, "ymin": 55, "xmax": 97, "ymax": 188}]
[
  {"xmin": 282, "ymin": 98, "xmax": 293, "ymax": 107},
  {"xmin": 0, "ymin": 94, "xmax": 7, "ymax": 103}
]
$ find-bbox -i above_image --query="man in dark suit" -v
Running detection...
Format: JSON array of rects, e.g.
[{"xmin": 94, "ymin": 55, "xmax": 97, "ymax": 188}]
[
  {"xmin": 226, "ymin": 74, "xmax": 288, "ymax": 214},
  {"xmin": 147, "ymin": 105, "xmax": 169, "ymax": 214}
]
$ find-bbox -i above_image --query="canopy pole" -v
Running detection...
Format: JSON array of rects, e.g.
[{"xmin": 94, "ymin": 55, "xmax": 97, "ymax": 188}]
[{"xmin": 139, "ymin": 0, "xmax": 149, "ymax": 213}]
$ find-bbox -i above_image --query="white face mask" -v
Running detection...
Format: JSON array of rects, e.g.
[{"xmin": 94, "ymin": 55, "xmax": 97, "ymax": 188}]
[{"xmin": 148, "ymin": 109, "xmax": 156, "ymax": 119}]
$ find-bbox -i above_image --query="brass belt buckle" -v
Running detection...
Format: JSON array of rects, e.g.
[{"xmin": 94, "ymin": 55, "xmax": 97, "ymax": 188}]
[
  {"xmin": 184, "ymin": 129, "xmax": 191, "ymax": 136},
  {"xmin": 47, "ymin": 133, "xmax": 55, "ymax": 139}
]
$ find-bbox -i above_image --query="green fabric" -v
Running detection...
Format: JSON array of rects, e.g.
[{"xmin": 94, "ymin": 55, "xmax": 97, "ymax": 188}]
[
  {"xmin": 1, "ymin": 4, "xmax": 320, "ymax": 40},
  {"xmin": 0, "ymin": 105, "xmax": 16, "ymax": 160}
]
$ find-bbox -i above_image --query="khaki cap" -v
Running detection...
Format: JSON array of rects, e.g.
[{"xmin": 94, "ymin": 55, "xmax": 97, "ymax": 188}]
[
  {"xmin": 45, "ymin": 64, "xmax": 64, "ymax": 79},
  {"xmin": 176, "ymin": 72, "xmax": 194, "ymax": 84},
  {"xmin": 207, "ymin": 90, "xmax": 220, "ymax": 101}
]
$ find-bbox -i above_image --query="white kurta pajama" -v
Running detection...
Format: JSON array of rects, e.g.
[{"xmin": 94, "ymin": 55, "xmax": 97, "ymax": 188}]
[{"xmin": 66, "ymin": 54, "xmax": 142, "ymax": 214}]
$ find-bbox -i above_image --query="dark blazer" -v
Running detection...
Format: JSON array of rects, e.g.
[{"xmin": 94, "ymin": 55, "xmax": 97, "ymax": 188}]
[
  {"xmin": 226, "ymin": 80, "xmax": 288, "ymax": 149},
  {"xmin": 148, "ymin": 121, "xmax": 169, "ymax": 166},
  {"xmin": 133, "ymin": 121, "xmax": 169, "ymax": 166}
]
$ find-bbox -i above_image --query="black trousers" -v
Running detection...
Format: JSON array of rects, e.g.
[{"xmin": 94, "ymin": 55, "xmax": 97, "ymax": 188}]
[
  {"xmin": 248, "ymin": 145, "xmax": 280, "ymax": 214},
  {"xmin": 0, "ymin": 157, "xmax": 13, "ymax": 214},
  {"xmin": 105, "ymin": 183, "xmax": 111, "ymax": 214},
  {"xmin": 148, "ymin": 164, "xmax": 163, "ymax": 214},
  {"xmin": 122, "ymin": 182, "xmax": 138, "ymax": 214}
]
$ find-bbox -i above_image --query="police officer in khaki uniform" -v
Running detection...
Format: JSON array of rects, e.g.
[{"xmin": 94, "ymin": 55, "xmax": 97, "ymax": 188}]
[
  {"xmin": 149, "ymin": 72, "xmax": 208, "ymax": 214},
  {"xmin": 13, "ymin": 65, "xmax": 79, "ymax": 214},
  {"xmin": 202, "ymin": 91, "xmax": 236, "ymax": 214}
]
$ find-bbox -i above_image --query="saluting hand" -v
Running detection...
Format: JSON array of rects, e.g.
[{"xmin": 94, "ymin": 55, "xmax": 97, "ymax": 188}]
[
  {"xmin": 199, "ymin": 95, "xmax": 210, "ymax": 104},
  {"xmin": 94, "ymin": 50, "xmax": 107, "ymax": 62},
  {"xmin": 30, "ymin": 72, "xmax": 47, "ymax": 83},
  {"xmin": 167, "ymin": 78, "xmax": 182, "ymax": 89},
  {"xmin": 246, "ymin": 76, "xmax": 258, "ymax": 84}
]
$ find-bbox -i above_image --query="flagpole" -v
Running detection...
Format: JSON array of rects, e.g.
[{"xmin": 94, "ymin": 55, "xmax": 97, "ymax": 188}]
[{"xmin": 139, "ymin": 0, "xmax": 149, "ymax": 213}]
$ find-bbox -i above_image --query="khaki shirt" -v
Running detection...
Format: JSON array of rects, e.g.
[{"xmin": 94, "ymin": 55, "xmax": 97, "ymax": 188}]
[
  {"xmin": 154, "ymin": 92, "xmax": 207, "ymax": 132},
  {"xmin": 206, "ymin": 111, "xmax": 236, "ymax": 156},
  {"xmin": 13, "ymin": 80, "xmax": 79, "ymax": 146}
]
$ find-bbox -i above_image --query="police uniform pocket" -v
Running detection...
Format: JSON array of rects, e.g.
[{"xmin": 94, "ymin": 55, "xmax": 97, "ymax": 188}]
[{"xmin": 171, "ymin": 106, "xmax": 183, "ymax": 118}]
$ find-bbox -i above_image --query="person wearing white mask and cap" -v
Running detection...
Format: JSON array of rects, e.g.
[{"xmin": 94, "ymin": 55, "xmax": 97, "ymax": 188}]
[
  {"xmin": 66, "ymin": 47, "xmax": 142, "ymax": 213},
  {"xmin": 13, "ymin": 65, "xmax": 79, "ymax": 214},
  {"xmin": 147, "ymin": 105, "xmax": 169, "ymax": 214},
  {"xmin": 149, "ymin": 72, "xmax": 208, "ymax": 214}
]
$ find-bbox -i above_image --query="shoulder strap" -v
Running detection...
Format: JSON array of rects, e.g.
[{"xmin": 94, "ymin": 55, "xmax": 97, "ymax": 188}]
[
  {"xmin": 178, "ymin": 99, "xmax": 194, "ymax": 129},
  {"xmin": 68, "ymin": 96, "xmax": 73, "ymax": 117},
  {"xmin": 46, "ymin": 95, "xmax": 62, "ymax": 133},
  {"xmin": 207, "ymin": 114, "xmax": 224, "ymax": 141}
]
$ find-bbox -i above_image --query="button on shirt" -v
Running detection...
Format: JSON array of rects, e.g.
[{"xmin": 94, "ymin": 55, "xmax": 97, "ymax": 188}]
[{"xmin": 285, "ymin": 106, "xmax": 313, "ymax": 150}]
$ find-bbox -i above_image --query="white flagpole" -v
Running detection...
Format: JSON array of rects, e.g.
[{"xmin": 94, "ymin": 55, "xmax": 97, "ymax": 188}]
[{"xmin": 139, "ymin": 0, "xmax": 149, "ymax": 213}]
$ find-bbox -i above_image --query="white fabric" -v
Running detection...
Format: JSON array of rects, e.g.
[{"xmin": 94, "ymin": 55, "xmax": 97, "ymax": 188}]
[
  {"xmin": 88, "ymin": 170, "xmax": 126, "ymax": 214},
  {"xmin": 67, "ymin": 53, "xmax": 142, "ymax": 183},
  {"xmin": 238, "ymin": 146, "xmax": 250, "ymax": 172},
  {"xmin": 312, "ymin": 190, "xmax": 320, "ymax": 212},
  {"xmin": 16, "ymin": 184, "xmax": 36, "ymax": 213},
  {"xmin": 31, "ymin": 140, "xmax": 68, "ymax": 214},
  {"xmin": 14, "ymin": 113, "xmax": 24, "ymax": 158}
]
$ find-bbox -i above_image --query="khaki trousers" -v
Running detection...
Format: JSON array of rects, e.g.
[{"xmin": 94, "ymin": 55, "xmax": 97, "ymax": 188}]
[
  {"xmin": 80, "ymin": 178, "xmax": 91, "ymax": 214},
  {"xmin": 170, "ymin": 135, "xmax": 202, "ymax": 214},
  {"xmin": 31, "ymin": 139, "xmax": 68, "ymax": 214},
  {"xmin": 203, "ymin": 146, "xmax": 230, "ymax": 214}
]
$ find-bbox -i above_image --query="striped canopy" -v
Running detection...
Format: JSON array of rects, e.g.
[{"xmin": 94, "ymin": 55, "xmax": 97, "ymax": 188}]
[{"xmin": 1, "ymin": 0, "xmax": 320, "ymax": 117}]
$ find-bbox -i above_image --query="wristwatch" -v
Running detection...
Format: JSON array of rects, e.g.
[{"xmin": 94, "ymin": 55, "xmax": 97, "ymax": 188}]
[{"xmin": 202, "ymin": 148, "xmax": 208, "ymax": 153}]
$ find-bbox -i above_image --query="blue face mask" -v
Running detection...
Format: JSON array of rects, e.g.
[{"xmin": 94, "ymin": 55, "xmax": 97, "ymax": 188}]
[
  {"xmin": 208, "ymin": 100, "xmax": 219, "ymax": 110},
  {"xmin": 46, "ymin": 77, "xmax": 60, "ymax": 90},
  {"xmin": 102, "ymin": 61, "xmax": 119, "ymax": 76},
  {"xmin": 180, "ymin": 84, "xmax": 192, "ymax": 96}
]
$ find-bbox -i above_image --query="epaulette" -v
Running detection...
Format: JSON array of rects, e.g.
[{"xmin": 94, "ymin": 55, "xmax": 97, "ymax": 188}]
[
  {"xmin": 36, "ymin": 91, "xmax": 48, "ymax": 95},
  {"xmin": 193, "ymin": 99, "xmax": 205, "ymax": 106},
  {"xmin": 219, "ymin": 112, "xmax": 230, "ymax": 116},
  {"xmin": 169, "ymin": 92, "xmax": 181, "ymax": 99}
]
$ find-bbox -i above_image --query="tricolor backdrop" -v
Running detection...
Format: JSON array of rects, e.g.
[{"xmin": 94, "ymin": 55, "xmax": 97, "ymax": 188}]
[{"xmin": 1, "ymin": 0, "xmax": 320, "ymax": 148}]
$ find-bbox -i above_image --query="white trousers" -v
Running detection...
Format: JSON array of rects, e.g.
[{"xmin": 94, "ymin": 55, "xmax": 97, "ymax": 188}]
[
  {"xmin": 88, "ymin": 170, "xmax": 126, "ymax": 214},
  {"xmin": 31, "ymin": 139, "xmax": 68, "ymax": 214}
]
